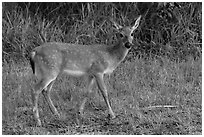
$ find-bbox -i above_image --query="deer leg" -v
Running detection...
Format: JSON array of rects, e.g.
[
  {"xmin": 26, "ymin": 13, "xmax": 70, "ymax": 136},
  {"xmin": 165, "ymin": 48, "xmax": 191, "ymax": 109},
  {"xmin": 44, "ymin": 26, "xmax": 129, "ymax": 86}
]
[
  {"xmin": 32, "ymin": 79, "xmax": 53, "ymax": 126},
  {"xmin": 76, "ymin": 76, "xmax": 95, "ymax": 125},
  {"xmin": 79, "ymin": 76, "xmax": 95, "ymax": 115},
  {"xmin": 32, "ymin": 87, "xmax": 42, "ymax": 126},
  {"xmin": 42, "ymin": 80, "xmax": 60, "ymax": 118},
  {"xmin": 94, "ymin": 73, "xmax": 116, "ymax": 118}
]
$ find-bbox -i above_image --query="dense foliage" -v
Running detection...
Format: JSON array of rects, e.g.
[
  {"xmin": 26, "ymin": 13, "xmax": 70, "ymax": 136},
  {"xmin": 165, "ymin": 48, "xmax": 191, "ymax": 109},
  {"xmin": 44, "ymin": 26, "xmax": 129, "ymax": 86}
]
[{"xmin": 2, "ymin": 2, "xmax": 202, "ymax": 62}]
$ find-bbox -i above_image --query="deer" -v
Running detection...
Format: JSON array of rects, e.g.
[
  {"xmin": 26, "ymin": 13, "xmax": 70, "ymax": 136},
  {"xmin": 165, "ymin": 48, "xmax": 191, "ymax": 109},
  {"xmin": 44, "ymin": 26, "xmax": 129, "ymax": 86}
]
[{"xmin": 30, "ymin": 15, "xmax": 141, "ymax": 126}]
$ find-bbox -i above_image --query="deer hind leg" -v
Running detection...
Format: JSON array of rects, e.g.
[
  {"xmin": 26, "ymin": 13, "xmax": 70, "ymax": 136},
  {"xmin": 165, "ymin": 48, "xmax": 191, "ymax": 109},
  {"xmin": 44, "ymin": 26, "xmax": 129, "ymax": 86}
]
[
  {"xmin": 42, "ymin": 80, "xmax": 60, "ymax": 118},
  {"xmin": 94, "ymin": 73, "xmax": 116, "ymax": 119},
  {"xmin": 32, "ymin": 77, "xmax": 56, "ymax": 126}
]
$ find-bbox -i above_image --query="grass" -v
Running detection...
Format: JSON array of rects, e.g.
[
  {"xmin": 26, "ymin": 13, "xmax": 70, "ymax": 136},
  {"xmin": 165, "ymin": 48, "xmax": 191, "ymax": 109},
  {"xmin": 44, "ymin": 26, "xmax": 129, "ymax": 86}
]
[{"xmin": 2, "ymin": 56, "xmax": 202, "ymax": 135}]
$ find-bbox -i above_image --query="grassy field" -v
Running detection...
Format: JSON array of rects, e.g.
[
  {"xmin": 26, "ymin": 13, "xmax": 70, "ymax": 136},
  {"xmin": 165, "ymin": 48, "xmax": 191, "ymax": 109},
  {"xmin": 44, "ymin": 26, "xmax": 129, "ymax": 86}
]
[{"xmin": 2, "ymin": 56, "xmax": 202, "ymax": 135}]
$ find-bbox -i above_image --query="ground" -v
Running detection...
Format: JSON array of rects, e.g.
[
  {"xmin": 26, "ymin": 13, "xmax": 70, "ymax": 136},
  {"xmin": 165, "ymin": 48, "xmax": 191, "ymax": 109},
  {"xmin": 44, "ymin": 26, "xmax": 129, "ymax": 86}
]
[{"xmin": 2, "ymin": 57, "xmax": 202, "ymax": 135}]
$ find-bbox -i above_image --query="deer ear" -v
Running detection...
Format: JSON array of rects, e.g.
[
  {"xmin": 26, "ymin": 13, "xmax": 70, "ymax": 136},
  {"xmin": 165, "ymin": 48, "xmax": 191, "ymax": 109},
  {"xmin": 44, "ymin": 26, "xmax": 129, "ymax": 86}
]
[{"xmin": 132, "ymin": 15, "xmax": 141, "ymax": 31}]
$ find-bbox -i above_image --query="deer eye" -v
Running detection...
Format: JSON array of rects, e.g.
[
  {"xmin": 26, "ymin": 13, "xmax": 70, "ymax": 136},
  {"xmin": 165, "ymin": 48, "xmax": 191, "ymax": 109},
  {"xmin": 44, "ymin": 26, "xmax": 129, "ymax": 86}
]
[{"xmin": 119, "ymin": 33, "xmax": 124, "ymax": 38}]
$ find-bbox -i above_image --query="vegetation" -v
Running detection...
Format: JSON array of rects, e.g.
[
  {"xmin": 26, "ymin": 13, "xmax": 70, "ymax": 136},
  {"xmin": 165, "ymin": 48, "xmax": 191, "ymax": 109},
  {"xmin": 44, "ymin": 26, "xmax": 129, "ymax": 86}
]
[{"xmin": 2, "ymin": 2, "xmax": 202, "ymax": 135}]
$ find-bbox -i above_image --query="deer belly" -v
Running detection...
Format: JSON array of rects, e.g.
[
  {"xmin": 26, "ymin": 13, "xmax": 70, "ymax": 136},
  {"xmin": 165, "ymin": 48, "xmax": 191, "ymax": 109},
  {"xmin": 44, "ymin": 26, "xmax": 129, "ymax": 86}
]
[
  {"xmin": 64, "ymin": 69, "xmax": 85, "ymax": 76},
  {"xmin": 63, "ymin": 61, "xmax": 88, "ymax": 76}
]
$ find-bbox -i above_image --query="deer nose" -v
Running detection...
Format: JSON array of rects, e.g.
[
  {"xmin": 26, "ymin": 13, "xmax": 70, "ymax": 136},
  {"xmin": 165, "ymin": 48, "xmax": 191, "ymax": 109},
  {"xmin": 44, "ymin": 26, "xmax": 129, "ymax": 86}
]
[{"xmin": 124, "ymin": 42, "xmax": 133, "ymax": 48}]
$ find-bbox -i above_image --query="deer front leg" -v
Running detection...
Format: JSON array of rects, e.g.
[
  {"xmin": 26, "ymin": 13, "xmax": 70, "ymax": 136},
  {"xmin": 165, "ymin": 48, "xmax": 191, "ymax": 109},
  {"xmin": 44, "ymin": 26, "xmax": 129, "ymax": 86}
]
[{"xmin": 94, "ymin": 73, "xmax": 116, "ymax": 119}]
